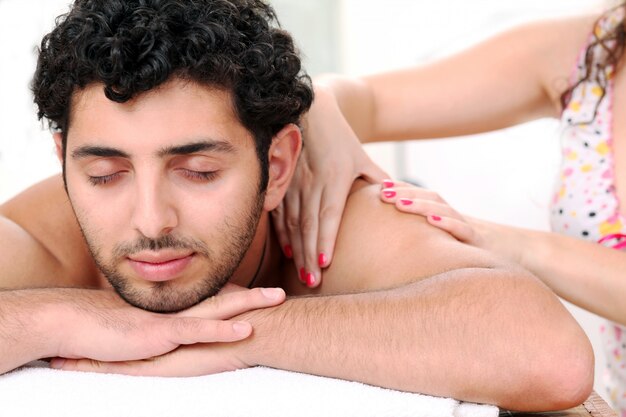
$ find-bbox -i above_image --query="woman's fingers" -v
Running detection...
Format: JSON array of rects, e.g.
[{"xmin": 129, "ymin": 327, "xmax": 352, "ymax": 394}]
[
  {"xmin": 381, "ymin": 190, "xmax": 459, "ymax": 220},
  {"xmin": 379, "ymin": 179, "xmax": 476, "ymax": 243},
  {"xmin": 296, "ymin": 186, "xmax": 323, "ymax": 287},
  {"xmin": 270, "ymin": 201, "xmax": 293, "ymax": 260},
  {"xmin": 424, "ymin": 215, "xmax": 476, "ymax": 243}
]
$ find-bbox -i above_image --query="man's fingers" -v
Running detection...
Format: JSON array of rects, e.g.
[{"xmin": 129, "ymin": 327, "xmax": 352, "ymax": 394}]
[
  {"xmin": 218, "ymin": 282, "xmax": 248, "ymax": 295},
  {"xmin": 166, "ymin": 317, "xmax": 252, "ymax": 345},
  {"xmin": 52, "ymin": 357, "xmax": 133, "ymax": 375},
  {"xmin": 52, "ymin": 357, "xmax": 165, "ymax": 376},
  {"xmin": 179, "ymin": 287, "xmax": 286, "ymax": 320},
  {"xmin": 52, "ymin": 343, "xmax": 244, "ymax": 377}
]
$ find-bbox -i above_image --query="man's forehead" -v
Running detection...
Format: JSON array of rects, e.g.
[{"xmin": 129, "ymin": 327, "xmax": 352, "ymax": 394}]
[
  {"xmin": 66, "ymin": 79, "xmax": 254, "ymax": 153},
  {"xmin": 68, "ymin": 79, "xmax": 237, "ymax": 122}
]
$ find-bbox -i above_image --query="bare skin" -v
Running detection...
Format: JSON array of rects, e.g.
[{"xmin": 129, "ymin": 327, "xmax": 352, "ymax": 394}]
[
  {"xmin": 0, "ymin": 174, "xmax": 594, "ymax": 410},
  {"xmin": 378, "ymin": 181, "xmax": 626, "ymax": 326},
  {"xmin": 0, "ymin": 79, "xmax": 593, "ymax": 411},
  {"xmin": 278, "ymin": 14, "xmax": 624, "ymax": 287}
]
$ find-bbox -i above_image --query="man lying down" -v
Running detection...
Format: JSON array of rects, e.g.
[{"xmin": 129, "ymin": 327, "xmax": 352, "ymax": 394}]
[{"xmin": 0, "ymin": 0, "xmax": 592, "ymax": 411}]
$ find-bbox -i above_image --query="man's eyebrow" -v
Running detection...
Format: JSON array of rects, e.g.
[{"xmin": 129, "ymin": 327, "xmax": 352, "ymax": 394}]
[
  {"xmin": 71, "ymin": 146, "xmax": 130, "ymax": 160},
  {"xmin": 157, "ymin": 140, "xmax": 236, "ymax": 157}
]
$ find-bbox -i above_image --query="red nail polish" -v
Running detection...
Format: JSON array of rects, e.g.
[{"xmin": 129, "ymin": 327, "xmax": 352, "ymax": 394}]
[
  {"xmin": 318, "ymin": 252, "xmax": 327, "ymax": 267},
  {"xmin": 284, "ymin": 245, "xmax": 293, "ymax": 258},
  {"xmin": 306, "ymin": 272, "xmax": 316, "ymax": 287},
  {"xmin": 431, "ymin": 215, "xmax": 442, "ymax": 221},
  {"xmin": 383, "ymin": 190, "xmax": 396, "ymax": 198},
  {"xmin": 383, "ymin": 180, "xmax": 394, "ymax": 188},
  {"xmin": 400, "ymin": 198, "xmax": 413, "ymax": 206},
  {"xmin": 299, "ymin": 267, "xmax": 306, "ymax": 283}
]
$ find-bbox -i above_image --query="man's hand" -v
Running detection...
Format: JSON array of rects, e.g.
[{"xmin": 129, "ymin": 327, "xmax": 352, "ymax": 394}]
[
  {"xmin": 48, "ymin": 285, "xmax": 285, "ymax": 368},
  {"xmin": 50, "ymin": 341, "xmax": 246, "ymax": 376}
]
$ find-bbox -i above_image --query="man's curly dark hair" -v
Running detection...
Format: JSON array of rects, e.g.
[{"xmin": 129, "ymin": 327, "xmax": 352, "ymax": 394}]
[{"xmin": 32, "ymin": 0, "xmax": 313, "ymax": 189}]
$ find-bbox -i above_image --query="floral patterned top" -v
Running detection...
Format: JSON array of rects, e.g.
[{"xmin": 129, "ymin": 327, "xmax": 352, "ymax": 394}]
[{"xmin": 550, "ymin": 7, "xmax": 626, "ymax": 414}]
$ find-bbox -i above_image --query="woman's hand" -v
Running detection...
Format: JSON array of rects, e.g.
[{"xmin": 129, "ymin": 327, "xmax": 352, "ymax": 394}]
[
  {"xmin": 379, "ymin": 180, "xmax": 481, "ymax": 243},
  {"xmin": 271, "ymin": 87, "xmax": 388, "ymax": 288},
  {"xmin": 378, "ymin": 180, "xmax": 525, "ymax": 266}
]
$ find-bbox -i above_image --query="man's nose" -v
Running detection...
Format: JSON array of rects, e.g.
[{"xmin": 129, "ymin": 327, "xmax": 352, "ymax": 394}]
[{"xmin": 130, "ymin": 179, "xmax": 178, "ymax": 239}]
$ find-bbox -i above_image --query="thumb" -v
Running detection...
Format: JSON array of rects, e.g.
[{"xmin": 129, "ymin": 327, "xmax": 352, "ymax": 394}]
[{"xmin": 357, "ymin": 157, "xmax": 389, "ymax": 184}]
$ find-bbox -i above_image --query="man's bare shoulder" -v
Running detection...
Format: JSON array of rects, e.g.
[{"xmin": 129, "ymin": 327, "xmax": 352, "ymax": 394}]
[
  {"xmin": 316, "ymin": 181, "xmax": 504, "ymax": 295},
  {"xmin": 0, "ymin": 175, "xmax": 99, "ymax": 288}
]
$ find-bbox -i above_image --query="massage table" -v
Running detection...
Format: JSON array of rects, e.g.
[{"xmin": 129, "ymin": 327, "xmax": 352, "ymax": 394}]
[{"xmin": 0, "ymin": 362, "xmax": 614, "ymax": 417}]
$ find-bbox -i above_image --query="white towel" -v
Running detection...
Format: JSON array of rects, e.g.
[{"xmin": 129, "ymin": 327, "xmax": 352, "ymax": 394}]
[{"xmin": 0, "ymin": 362, "xmax": 498, "ymax": 417}]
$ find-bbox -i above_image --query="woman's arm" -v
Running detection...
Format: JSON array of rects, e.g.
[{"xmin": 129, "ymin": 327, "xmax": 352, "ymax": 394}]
[
  {"xmin": 278, "ymin": 14, "xmax": 596, "ymax": 284},
  {"xmin": 479, "ymin": 221, "xmax": 626, "ymax": 325},
  {"xmin": 316, "ymin": 15, "xmax": 595, "ymax": 142},
  {"xmin": 380, "ymin": 181, "xmax": 626, "ymax": 325}
]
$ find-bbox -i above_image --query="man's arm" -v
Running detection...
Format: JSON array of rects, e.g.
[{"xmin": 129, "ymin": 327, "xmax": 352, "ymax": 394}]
[
  {"xmin": 53, "ymin": 183, "xmax": 593, "ymax": 411},
  {"xmin": 238, "ymin": 184, "xmax": 593, "ymax": 411},
  {"xmin": 0, "ymin": 175, "xmax": 288, "ymax": 374},
  {"xmin": 0, "ymin": 285, "xmax": 286, "ymax": 375}
]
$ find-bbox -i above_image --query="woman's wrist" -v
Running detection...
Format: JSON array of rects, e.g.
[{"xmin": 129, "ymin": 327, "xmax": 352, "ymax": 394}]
[{"xmin": 469, "ymin": 217, "xmax": 531, "ymax": 267}]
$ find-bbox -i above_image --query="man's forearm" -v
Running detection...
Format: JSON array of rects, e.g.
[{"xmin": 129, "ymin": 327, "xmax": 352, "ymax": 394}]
[
  {"xmin": 0, "ymin": 290, "xmax": 62, "ymax": 374},
  {"xmin": 237, "ymin": 267, "xmax": 593, "ymax": 411}
]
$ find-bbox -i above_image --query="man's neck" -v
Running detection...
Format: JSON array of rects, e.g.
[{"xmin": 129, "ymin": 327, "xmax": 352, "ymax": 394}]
[{"xmin": 248, "ymin": 215, "xmax": 289, "ymax": 289}]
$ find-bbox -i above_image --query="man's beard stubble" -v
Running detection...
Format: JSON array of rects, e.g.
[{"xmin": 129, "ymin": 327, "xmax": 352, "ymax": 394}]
[{"xmin": 76, "ymin": 192, "xmax": 265, "ymax": 314}]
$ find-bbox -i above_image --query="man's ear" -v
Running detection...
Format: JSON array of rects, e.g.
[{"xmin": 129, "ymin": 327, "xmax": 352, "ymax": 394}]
[
  {"xmin": 263, "ymin": 124, "xmax": 302, "ymax": 211},
  {"xmin": 53, "ymin": 132, "xmax": 64, "ymax": 164}
]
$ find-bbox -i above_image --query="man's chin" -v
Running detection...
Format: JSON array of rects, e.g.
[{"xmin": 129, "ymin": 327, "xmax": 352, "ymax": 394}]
[
  {"xmin": 111, "ymin": 280, "xmax": 220, "ymax": 313},
  {"xmin": 116, "ymin": 290, "xmax": 206, "ymax": 313}
]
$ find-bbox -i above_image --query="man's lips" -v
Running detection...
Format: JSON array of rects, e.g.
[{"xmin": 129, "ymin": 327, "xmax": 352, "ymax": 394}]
[{"xmin": 127, "ymin": 251, "xmax": 195, "ymax": 282}]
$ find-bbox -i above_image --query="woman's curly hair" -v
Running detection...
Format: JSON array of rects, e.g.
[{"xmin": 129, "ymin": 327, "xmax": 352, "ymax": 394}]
[
  {"xmin": 560, "ymin": 2, "xmax": 625, "ymax": 120},
  {"xmin": 32, "ymin": 0, "xmax": 313, "ymax": 188}
]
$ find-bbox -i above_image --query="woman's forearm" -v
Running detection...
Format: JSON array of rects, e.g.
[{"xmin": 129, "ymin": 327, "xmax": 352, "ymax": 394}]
[
  {"xmin": 521, "ymin": 228, "xmax": 626, "ymax": 324},
  {"xmin": 479, "ymin": 220, "xmax": 626, "ymax": 325},
  {"xmin": 312, "ymin": 75, "xmax": 378, "ymax": 142}
]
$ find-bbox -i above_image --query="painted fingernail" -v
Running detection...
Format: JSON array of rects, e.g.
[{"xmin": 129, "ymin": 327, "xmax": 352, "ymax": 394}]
[
  {"xmin": 318, "ymin": 252, "xmax": 327, "ymax": 267},
  {"xmin": 299, "ymin": 267, "xmax": 307, "ymax": 283},
  {"xmin": 233, "ymin": 321, "xmax": 252, "ymax": 336},
  {"xmin": 383, "ymin": 190, "xmax": 396, "ymax": 198},
  {"xmin": 50, "ymin": 358, "xmax": 66, "ymax": 369},
  {"xmin": 306, "ymin": 272, "xmax": 316, "ymax": 287},
  {"xmin": 383, "ymin": 180, "xmax": 394, "ymax": 188},
  {"xmin": 284, "ymin": 245, "xmax": 293, "ymax": 258},
  {"xmin": 431, "ymin": 215, "xmax": 442, "ymax": 221},
  {"xmin": 400, "ymin": 198, "xmax": 413, "ymax": 206}
]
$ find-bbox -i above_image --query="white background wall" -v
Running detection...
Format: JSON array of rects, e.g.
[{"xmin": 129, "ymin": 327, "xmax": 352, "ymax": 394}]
[{"xmin": 0, "ymin": 0, "xmax": 615, "ymax": 404}]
